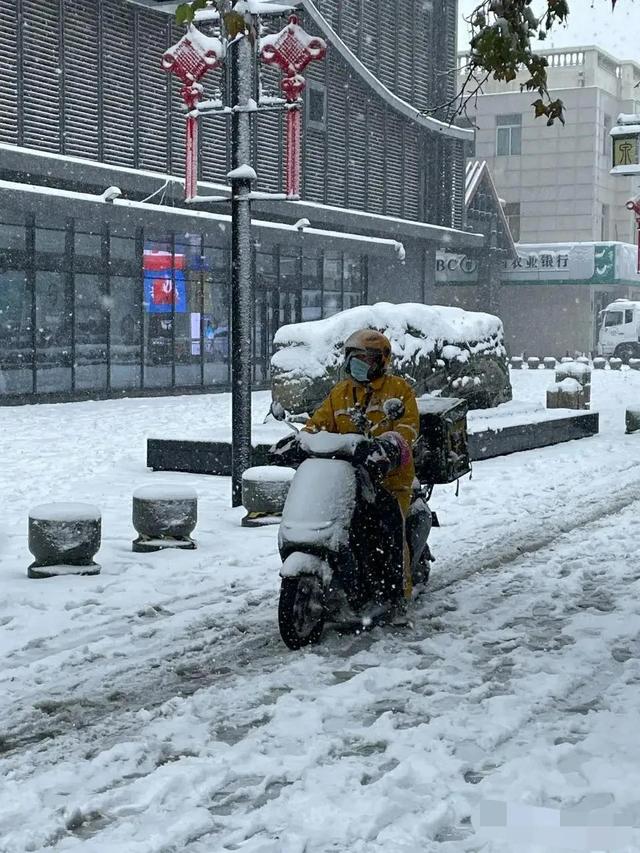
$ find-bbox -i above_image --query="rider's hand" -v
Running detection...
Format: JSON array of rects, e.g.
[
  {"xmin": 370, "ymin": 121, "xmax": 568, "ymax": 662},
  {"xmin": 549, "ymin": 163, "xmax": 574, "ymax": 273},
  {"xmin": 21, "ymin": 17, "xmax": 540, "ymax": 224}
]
[{"xmin": 269, "ymin": 432, "xmax": 300, "ymax": 464}]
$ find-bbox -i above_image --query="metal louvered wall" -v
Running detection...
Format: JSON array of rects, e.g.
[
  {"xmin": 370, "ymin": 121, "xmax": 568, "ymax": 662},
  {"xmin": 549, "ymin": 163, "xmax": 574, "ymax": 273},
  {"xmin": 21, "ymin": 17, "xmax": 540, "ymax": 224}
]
[
  {"xmin": 0, "ymin": 0, "xmax": 465, "ymax": 230},
  {"xmin": 0, "ymin": 0, "xmax": 19, "ymax": 145}
]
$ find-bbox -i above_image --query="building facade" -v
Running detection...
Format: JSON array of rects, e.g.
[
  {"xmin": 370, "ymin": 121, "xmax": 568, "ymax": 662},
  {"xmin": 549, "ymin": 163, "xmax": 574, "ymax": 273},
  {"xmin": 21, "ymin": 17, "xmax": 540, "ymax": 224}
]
[
  {"xmin": 0, "ymin": 0, "xmax": 489, "ymax": 403},
  {"xmin": 458, "ymin": 45, "xmax": 640, "ymax": 244}
]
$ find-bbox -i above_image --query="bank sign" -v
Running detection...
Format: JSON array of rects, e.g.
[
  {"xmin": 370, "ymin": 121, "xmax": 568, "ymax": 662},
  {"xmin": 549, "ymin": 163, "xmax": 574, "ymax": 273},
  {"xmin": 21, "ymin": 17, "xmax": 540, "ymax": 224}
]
[
  {"xmin": 436, "ymin": 243, "xmax": 636, "ymax": 286},
  {"xmin": 435, "ymin": 252, "xmax": 478, "ymax": 283}
]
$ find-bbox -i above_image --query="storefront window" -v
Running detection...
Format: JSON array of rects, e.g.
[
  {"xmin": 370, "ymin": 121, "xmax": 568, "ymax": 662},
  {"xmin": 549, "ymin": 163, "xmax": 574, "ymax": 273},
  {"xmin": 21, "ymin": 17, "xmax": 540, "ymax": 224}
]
[
  {"xmin": 203, "ymin": 248, "xmax": 230, "ymax": 386},
  {"xmin": 75, "ymin": 274, "xmax": 108, "ymax": 390},
  {"xmin": 0, "ymin": 271, "xmax": 33, "ymax": 395},
  {"xmin": 75, "ymin": 231, "xmax": 102, "ymax": 258},
  {"xmin": 35, "ymin": 271, "xmax": 72, "ymax": 393},
  {"xmin": 302, "ymin": 257, "xmax": 322, "ymax": 321},
  {"xmin": 110, "ymin": 235, "xmax": 136, "ymax": 260},
  {"xmin": 36, "ymin": 227, "xmax": 66, "ymax": 254},
  {"xmin": 323, "ymin": 254, "xmax": 342, "ymax": 318},
  {"xmin": 0, "ymin": 212, "xmax": 26, "ymax": 251},
  {"xmin": 110, "ymin": 276, "xmax": 142, "ymax": 389},
  {"xmin": 343, "ymin": 253, "xmax": 363, "ymax": 310}
]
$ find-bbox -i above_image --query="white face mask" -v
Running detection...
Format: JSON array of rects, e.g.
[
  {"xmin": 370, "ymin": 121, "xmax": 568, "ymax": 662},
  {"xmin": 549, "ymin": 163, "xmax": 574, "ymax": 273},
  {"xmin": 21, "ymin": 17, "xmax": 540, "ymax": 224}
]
[{"xmin": 348, "ymin": 356, "xmax": 371, "ymax": 383}]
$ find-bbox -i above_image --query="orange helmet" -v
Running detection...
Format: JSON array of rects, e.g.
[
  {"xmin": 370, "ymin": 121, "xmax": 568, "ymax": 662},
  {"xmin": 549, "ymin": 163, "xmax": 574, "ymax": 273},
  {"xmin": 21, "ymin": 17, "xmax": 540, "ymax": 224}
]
[{"xmin": 344, "ymin": 328, "xmax": 392, "ymax": 382}]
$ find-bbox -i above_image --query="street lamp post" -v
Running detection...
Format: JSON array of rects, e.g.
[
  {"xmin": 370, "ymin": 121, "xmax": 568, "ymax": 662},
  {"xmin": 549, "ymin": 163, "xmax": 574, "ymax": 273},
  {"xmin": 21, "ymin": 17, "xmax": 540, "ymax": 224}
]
[
  {"xmin": 229, "ymin": 31, "xmax": 256, "ymax": 506},
  {"xmin": 164, "ymin": 6, "xmax": 326, "ymax": 506}
]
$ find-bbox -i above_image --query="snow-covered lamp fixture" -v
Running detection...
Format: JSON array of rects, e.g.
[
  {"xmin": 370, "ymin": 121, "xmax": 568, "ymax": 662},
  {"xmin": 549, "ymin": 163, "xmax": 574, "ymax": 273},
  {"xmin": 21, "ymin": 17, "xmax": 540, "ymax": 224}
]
[
  {"xmin": 260, "ymin": 15, "xmax": 327, "ymax": 198},
  {"xmin": 162, "ymin": 26, "xmax": 224, "ymax": 200}
]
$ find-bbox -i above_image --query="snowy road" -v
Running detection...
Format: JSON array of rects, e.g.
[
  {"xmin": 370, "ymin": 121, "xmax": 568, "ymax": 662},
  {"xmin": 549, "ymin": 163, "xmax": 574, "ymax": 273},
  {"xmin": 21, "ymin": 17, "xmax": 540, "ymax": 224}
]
[{"xmin": 2, "ymin": 371, "xmax": 640, "ymax": 852}]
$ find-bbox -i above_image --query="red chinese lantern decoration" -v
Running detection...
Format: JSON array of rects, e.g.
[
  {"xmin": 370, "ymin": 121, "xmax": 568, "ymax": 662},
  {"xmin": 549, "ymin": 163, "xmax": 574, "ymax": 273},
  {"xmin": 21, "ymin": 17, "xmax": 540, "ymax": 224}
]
[
  {"xmin": 260, "ymin": 15, "xmax": 327, "ymax": 198},
  {"xmin": 162, "ymin": 28, "xmax": 224, "ymax": 200}
]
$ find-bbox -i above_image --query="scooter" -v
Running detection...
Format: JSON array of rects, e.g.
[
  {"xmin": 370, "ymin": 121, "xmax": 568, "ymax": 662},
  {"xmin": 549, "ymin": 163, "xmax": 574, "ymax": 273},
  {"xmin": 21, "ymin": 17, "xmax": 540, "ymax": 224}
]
[{"xmin": 268, "ymin": 398, "xmax": 433, "ymax": 649}]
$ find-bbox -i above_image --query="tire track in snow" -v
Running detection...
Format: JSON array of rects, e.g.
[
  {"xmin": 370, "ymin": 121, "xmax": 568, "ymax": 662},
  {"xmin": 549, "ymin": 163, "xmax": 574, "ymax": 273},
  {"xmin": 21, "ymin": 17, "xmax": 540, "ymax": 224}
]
[{"xmin": 3, "ymin": 470, "xmax": 640, "ymax": 764}]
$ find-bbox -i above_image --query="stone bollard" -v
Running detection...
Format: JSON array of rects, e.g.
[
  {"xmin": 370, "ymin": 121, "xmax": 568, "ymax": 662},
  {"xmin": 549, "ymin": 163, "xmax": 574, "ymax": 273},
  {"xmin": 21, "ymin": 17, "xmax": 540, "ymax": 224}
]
[
  {"xmin": 593, "ymin": 357, "xmax": 606, "ymax": 370},
  {"xmin": 547, "ymin": 378, "xmax": 587, "ymax": 410},
  {"xmin": 28, "ymin": 503, "xmax": 101, "ymax": 579},
  {"xmin": 630, "ymin": 359, "xmax": 640, "ymax": 371},
  {"xmin": 242, "ymin": 466, "xmax": 296, "ymax": 527},
  {"xmin": 555, "ymin": 361, "xmax": 591, "ymax": 409},
  {"xmin": 610, "ymin": 357, "xmax": 623, "ymax": 371},
  {"xmin": 626, "ymin": 409, "xmax": 640, "ymax": 433},
  {"xmin": 543, "ymin": 357, "xmax": 556, "ymax": 370},
  {"xmin": 527, "ymin": 357, "xmax": 540, "ymax": 370},
  {"xmin": 510, "ymin": 356, "xmax": 523, "ymax": 370},
  {"xmin": 132, "ymin": 484, "xmax": 198, "ymax": 552}
]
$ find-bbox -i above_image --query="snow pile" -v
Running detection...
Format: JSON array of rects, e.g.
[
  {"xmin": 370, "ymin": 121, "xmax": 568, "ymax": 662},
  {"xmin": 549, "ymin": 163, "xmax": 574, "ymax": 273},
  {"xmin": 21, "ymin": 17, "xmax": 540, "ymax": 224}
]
[
  {"xmin": 29, "ymin": 503, "xmax": 101, "ymax": 522},
  {"xmin": 272, "ymin": 302, "xmax": 505, "ymax": 380},
  {"xmin": 271, "ymin": 302, "xmax": 510, "ymax": 412},
  {"xmin": 550, "ymin": 377, "xmax": 583, "ymax": 393}
]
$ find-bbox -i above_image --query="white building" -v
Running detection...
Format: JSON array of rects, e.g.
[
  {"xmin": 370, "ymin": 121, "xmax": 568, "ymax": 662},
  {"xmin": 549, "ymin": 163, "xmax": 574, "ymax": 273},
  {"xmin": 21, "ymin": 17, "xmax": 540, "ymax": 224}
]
[{"xmin": 458, "ymin": 46, "xmax": 640, "ymax": 244}]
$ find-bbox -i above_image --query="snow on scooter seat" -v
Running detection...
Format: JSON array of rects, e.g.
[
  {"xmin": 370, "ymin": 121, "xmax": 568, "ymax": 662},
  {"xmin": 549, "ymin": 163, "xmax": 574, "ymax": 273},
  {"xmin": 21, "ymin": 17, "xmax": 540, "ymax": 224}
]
[{"xmin": 297, "ymin": 430, "xmax": 367, "ymax": 457}]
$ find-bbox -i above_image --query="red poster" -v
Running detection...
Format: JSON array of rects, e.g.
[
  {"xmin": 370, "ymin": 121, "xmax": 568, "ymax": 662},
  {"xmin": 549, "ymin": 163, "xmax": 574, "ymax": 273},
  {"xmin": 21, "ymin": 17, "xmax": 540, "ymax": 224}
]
[{"xmin": 152, "ymin": 277, "xmax": 174, "ymax": 305}]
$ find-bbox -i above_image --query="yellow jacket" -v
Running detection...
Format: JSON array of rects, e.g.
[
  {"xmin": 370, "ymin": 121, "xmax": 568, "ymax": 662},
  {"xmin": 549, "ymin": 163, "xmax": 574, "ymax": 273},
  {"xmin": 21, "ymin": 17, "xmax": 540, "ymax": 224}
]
[{"xmin": 304, "ymin": 373, "xmax": 420, "ymax": 503}]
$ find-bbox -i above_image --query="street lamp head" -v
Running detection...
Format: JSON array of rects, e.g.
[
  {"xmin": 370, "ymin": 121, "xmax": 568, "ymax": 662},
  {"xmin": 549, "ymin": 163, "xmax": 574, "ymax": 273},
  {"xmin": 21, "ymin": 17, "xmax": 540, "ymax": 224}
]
[{"xmin": 100, "ymin": 186, "xmax": 122, "ymax": 203}]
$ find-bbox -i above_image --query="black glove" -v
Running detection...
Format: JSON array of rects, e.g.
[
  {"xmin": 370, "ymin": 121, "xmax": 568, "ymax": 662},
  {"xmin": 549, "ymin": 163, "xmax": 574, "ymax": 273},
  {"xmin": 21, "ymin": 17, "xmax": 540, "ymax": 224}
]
[
  {"xmin": 269, "ymin": 433, "xmax": 302, "ymax": 465},
  {"xmin": 353, "ymin": 437, "xmax": 392, "ymax": 481}
]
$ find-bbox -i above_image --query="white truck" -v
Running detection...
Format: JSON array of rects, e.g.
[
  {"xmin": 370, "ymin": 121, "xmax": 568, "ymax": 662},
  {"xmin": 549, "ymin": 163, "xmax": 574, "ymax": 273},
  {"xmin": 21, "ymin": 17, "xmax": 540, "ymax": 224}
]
[{"xmin": 597, "ymin": 299, "xmax": 640, "ymax": 361}]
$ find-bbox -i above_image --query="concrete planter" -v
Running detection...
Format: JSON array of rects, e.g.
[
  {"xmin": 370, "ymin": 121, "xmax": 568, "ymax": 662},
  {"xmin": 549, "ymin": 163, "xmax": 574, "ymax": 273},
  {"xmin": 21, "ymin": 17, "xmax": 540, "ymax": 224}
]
[
  {"xmin": 28, "ymin": 503, "xmax": 101, "ymax": 578},
  {"xmin": 543, "ymin": 357, "xmax": 556, "ymax": 370},
  {"xmin": 593, "ymin": 358, "xmax": 606, "ymax": 370},
  {"xmin": 510, "ymin": 357, "xmax": 523, "ymax": 370},
  {"xmin": 560, "ymin": 357, "xmax": 574, "ymax": 363},
  {"xmin": 527, "ymin": 357, "xmax": 540, "ymax": 370},
  {"xmin": 629, "ymin": 359, "xmax": 640, "ymax": 371},
  {"xmin": 132, "ymin": 484, "xmax": 198, "ymax": 552},
  {"xmin": 610, "ymin": 358, "xmax": 623, "ymax": 371},
  {"xmin": 242, "ymin": 466, "xmax": 296, "ymax": 527},
  {"xmin": 576, "ymin": 356, "xmax": 590, "ymax": 365}
]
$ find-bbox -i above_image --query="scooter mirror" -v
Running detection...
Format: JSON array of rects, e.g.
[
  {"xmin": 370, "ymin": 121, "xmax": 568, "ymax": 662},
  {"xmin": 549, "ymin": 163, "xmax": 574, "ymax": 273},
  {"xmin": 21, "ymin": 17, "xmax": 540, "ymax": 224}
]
[
  {"xmin": 268, "ymin": 400, "xmax": 287, "ymax": 421},
  {"xmin": 383, "ymin": 397, "xmax": 405, "ymax": 420}
]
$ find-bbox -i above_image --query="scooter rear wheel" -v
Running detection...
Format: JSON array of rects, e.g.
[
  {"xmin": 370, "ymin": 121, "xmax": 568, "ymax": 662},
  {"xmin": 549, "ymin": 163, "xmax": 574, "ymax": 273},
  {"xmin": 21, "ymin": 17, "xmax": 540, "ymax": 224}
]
[{"xmin": 278, "ymin": 575, "xmax": 326, "ymax": 649}]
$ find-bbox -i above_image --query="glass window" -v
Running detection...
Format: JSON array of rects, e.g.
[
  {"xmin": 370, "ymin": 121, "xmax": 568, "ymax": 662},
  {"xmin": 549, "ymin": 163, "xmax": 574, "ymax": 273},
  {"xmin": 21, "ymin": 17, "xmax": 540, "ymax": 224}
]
[
  {"xmin": 323, "ymin": 255, "xmax": 341, "ymax": 318},
  {"xmin": 36, "ymin": 227, "xmax": 66, "ymax": 253},
  {"xmin": 75, "ymin": 274, "xmax": 108, "ymax": 391},
  {"xmin": 307, "ymin": 81, "xmax": 327, "ymax": 131},
  {"xmin": 75, "ymin": 231, "xmax": 102, "ymax": 258},
  {"xmin": 625, "ymin": 309, "xmax": 634, "ymax": 324},
  {"xmin": 35, "ymin": 271, "xmax": 72, "ymax": 393},
  {"xmin": 110, "ymin": 276, "xmax": 142, "ymax": 390},
  {"xmin": 110, "ymin": 236, "xmax": 136, "ymax": 259},
  {"xmin": 0, "ymin": 212, "xmax": 26, "ymax": 251},
  {"xmin": 496, "ymin": 114, "xmax": 522, "ymax": 156},
  {"xmin": 604, "ymin": 311, "xmax": 623, "ymax": 327},
  {"xmin": 504, "ymin": 202, "xmax": 521, "ymax": 242},
  {"xmin": 0, "ymin": 271, "xmax": 33, "ymax": 395},
  {"xmin": 203, "ymin": 266, "xmax": 230, "ymax": 386}
]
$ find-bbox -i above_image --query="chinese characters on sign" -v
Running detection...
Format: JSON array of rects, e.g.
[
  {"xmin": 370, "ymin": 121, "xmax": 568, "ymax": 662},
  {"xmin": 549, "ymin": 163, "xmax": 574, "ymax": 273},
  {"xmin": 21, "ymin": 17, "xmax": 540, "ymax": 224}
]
[{"xmin": 504, "ymin": 251, "xmax": 570, "ymax": 272}]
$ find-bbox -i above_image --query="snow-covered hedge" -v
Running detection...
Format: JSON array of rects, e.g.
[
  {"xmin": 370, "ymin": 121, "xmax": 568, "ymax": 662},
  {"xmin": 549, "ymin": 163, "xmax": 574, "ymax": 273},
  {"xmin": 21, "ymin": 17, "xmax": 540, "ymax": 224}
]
[{"xmin": 271, "ymin": 302, "xmax": 511, "ymax": 413}]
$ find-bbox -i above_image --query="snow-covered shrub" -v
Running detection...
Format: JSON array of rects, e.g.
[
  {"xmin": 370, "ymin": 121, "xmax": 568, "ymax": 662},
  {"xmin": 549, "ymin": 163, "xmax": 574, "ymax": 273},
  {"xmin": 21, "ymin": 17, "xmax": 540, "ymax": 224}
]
[{"xmin": 271, "ymin": 302, "xmax": 511, "ymax": 413}]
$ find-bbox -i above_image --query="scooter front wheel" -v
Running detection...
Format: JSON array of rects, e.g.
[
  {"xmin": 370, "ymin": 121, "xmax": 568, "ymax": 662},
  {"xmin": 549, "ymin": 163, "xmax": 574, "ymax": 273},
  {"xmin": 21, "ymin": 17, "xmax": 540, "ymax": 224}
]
[{"xmin": 278, "ymin": 574, "xmax": 326, "ymax": 649}]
